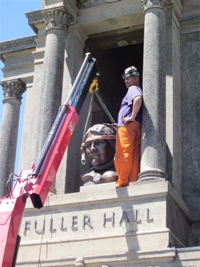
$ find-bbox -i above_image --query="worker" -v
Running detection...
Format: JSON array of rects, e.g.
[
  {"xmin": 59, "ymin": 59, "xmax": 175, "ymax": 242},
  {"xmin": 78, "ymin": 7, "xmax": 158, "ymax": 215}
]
[
  {"xmin": 80, "ymin": 123, "xmax": 118, "ymax": 185},
  {"xmin": 114, "ymin": 66, "xmax": 143, "ymax": 187}
]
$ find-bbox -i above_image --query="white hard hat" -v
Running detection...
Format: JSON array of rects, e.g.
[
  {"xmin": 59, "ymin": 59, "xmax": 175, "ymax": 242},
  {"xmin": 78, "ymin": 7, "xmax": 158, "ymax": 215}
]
[{"xmin": 122, "ymin": 66, "xmax": 140, "ymax": 79}]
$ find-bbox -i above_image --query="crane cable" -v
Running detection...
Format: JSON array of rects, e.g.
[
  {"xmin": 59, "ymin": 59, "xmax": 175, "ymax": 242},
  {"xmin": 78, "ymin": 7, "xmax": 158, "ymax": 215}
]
[
  {"xmin": 90, "ymin": 78, "xmax": 115, "ymax": 124},
  {"xmin": 81, "ymin": 77, "xmax": 116, "ymax": 165}
]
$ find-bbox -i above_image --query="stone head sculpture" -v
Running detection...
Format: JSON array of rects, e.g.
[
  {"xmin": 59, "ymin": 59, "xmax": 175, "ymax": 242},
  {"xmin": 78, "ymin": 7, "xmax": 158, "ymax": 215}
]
[{"xmin": 80, "ymin": 123, "xmax": 117, "ymax": 185}]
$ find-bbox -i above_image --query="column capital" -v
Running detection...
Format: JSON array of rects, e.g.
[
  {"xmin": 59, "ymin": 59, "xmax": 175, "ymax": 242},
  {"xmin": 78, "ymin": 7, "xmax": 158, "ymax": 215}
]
[
  {"xmin": 42, "ymin": 7, "xmax": 75, "ymax": 32},
  {"xmin": 142, "ymin": 0, "xmax": 170, "ymax": 11},
  {"xmin": 0, "ymin": 79, "xmax": 26, "ymax": 102}
]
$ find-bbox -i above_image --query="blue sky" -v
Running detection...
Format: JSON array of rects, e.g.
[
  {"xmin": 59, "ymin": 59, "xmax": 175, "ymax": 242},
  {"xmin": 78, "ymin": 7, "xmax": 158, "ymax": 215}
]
[{"xmin": 0, "ymin": 0, "xmax": 41, "ymax": 173}]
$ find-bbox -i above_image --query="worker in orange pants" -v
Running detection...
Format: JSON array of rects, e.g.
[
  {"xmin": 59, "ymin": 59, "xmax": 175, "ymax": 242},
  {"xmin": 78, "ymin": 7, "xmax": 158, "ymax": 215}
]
[
  {"xmin": 115, "ymin": 121, "xmax": 141, "ymax": 187},
  {"xmin": 114, "ymin": 66, "xmax": 142, "ymax": 187}
]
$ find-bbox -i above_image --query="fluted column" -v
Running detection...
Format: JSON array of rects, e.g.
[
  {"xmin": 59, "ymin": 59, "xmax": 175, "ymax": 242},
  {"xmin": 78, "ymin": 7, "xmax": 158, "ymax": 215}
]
[
  {"xmin": 0, "ymin": 79, "xmax": 26, "ymax": 197},
  {"xmin": 40, "ymin": 8, "xmax": 74, "ymax": 149},
  {"xmin": 139, "ymin": 0, "xmax": 168, "ymax": 180}
]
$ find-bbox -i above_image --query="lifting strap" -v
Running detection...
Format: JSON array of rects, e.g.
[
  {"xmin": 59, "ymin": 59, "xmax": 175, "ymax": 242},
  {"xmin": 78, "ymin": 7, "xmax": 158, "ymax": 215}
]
[
  {"xmin": 81, "ymin": 77, "xmax": 116, "ymax": 164},
  {"xmin": 89, "ymin": 78, "xmax": 115, "ymax": 124}
]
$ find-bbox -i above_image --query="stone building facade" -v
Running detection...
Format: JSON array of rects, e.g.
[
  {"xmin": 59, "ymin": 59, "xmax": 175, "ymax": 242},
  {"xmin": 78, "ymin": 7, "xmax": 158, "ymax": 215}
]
[{"xmin": 0, "ymin": 0, "xmax": 200, "ymax": 266}]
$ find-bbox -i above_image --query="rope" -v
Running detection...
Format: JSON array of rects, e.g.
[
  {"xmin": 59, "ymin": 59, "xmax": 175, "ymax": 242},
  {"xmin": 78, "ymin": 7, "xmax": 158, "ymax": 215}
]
[
  {"xmin": 37, "ymin": 195, "xmax": 49, "ymax": 266},
  {"xmin": 6, "ymin": 173, "xmax": 19, "ymax": 196},
  {"xmin": 81, "ymin": 91, "xmax": 95, "ymax": 164},
  {"xmin": 94, "ymin": 90, "xmax": 115, "ymax": 124},
  {"xmin": 83, "ymin": 90, "xmax": 95, "ymax": 140}
]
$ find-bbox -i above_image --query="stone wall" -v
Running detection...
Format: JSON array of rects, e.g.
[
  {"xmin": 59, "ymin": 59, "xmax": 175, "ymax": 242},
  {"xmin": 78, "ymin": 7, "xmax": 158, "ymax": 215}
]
[
  {"xmin": 181, "ymin": 0, "xmax": 200, "ymax": 213},
  {"xmin": 16, "ymin": 181, "xmax": 197, "ymax": 267}
]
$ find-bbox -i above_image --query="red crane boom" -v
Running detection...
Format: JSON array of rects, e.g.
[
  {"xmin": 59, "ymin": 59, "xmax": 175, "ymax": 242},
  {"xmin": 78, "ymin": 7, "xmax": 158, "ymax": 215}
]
[{"xmin": 0, "ymin": 53, "xmax": 97, "ymax": 267}]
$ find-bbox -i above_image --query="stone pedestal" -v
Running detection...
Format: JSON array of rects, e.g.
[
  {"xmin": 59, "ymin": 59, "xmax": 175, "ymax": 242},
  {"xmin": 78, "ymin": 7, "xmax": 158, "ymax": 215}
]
[
  {"xmin": 139, "ymin": 0, "xmax": 167, "ymax": 180},
  {"xmin": 16, "ymin": 180, "xmax": 198, "ymax": 267},
  {"xmin": 0, "ymin": 79, "xmax": 26, "ymax": 197}
]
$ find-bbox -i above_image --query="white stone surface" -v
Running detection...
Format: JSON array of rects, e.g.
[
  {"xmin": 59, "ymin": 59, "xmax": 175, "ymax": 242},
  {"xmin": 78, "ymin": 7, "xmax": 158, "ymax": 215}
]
[
  {"xmin": 16, "ymin": 181, "xmax": 194, "ymax": 266},
  {"xmin": 78, "ymin": 0, "xmax": 144, "ymax": 35}
]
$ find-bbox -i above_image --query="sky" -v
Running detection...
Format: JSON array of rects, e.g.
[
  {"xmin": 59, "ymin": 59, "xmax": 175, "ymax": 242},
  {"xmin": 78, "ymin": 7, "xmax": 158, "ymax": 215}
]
[{"xmin": 0, "ymin": 0, "xmax": 42, "ymax": 173}]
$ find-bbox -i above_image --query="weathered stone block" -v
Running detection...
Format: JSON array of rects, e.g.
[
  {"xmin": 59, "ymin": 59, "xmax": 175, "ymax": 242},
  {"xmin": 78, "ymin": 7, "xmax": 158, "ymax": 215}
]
[{"xmin": 16, "ymin": 181, "xmax": 192, "ymax": 266}]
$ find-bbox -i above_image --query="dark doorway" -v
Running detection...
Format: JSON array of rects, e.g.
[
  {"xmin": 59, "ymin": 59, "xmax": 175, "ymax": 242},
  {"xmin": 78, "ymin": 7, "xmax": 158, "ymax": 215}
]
[{"xmin": 86, "ymin": 41, "xmax": 143, "ymax": 124}]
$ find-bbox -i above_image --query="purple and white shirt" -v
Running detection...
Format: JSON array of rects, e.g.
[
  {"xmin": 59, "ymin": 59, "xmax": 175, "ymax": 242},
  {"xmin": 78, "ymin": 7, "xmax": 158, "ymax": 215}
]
[{"xmin": 118, "ymin": 85, "xmax": 142, "ymax": 127}]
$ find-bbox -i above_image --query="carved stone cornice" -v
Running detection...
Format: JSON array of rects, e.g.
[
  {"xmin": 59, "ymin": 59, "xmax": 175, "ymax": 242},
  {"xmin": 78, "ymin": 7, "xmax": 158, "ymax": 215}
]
[
  {"xmin": 42, "ymin": 7, "xmax": 74, "ymax": 32},
  {"xmin": 142, "ymin": 0, "xmax": 169, "ymax": 11},
  {"xmin": 0, "ymin": 79, "xmax": 26, "ymax": 102},
  {"xmin": 0, "ymin": 36, "xmax": 36, "ymax": 60}
]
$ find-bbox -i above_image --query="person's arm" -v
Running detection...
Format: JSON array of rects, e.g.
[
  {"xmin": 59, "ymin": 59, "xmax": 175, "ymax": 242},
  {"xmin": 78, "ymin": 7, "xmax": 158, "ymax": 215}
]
[{"xmin": 122, "ymin": 96, "xmax": 142, "ymax": 125}]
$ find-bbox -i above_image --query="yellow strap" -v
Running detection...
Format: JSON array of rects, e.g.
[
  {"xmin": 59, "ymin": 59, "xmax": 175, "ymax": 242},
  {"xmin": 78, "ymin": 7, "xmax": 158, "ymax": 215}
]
[{"xmin": 89, "ymin": 78, "xmax": 98, "ymax": 94}]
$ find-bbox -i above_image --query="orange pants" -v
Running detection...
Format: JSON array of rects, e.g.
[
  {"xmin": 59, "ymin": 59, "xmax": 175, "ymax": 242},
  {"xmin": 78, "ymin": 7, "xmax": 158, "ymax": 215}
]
[{"xmin": 114, "ymin": 121, "xmax": 141, "ymax": 187}]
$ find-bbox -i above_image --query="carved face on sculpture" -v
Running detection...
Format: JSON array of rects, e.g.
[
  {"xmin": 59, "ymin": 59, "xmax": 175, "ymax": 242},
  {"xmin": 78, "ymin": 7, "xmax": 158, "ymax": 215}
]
[
  {"xmin": 85, "ymin": 139, "xmax": 115, "ymax": 167},
  {"xmin": 81, "ymin": 123, "xmax": 117, "ymax": 168}
]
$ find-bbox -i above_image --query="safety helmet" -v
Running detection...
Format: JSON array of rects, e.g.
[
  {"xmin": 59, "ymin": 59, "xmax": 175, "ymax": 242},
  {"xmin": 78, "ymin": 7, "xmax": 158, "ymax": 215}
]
[{"xmin": 122, "ymin": 66, "xmax": 140, "ymax": 79}]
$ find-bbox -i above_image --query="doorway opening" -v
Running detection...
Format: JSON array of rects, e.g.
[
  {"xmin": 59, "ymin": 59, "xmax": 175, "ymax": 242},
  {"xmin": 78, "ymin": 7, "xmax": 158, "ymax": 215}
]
[{"xmin": 85, "ymin": 38, "xmax": 143, "ymax": 125}]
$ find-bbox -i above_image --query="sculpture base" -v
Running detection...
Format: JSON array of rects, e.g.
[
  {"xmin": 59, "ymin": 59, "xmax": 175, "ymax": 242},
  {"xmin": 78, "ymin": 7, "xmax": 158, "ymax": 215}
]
[{"xmin": 16, "ymin": 180, "xmax": 198, "ymax": 267}]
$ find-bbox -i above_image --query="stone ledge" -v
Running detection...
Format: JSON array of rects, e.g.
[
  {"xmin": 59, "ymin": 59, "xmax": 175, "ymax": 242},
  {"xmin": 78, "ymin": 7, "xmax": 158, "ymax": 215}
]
[
  {"xmin": 77, "ymin": 0, "xmax": 144, "ymax": 35},
  {"xmin": 24, "ymin": 181, "xmax": 191, "ymax": 219},
  {"xmin": 25, "ymin": 10, "xmax": 44, "ymax": 34},
  {"xmin": 177, "ymin": 246, "xmax": 200, "ymax": 257},
  {"xmin": 25, "ymin": 180, "xmax": 170, "ymax": 210},
  {"xmin": 0, "ymin": 36, "xmax": 36, "ymax": 60},
  {"xmin": 19, "ymin": 228, "xmax": 172, "ymax": 246},
  {"xmin": 2, "ymin": 63, "xmax": 34, "ymax": 72},
  {"xmin": 17, "ymin": 245, "xmax": 176, "ymax": 266},
  {"xmin": 1, "ymin": 73, "xmax": 34, "ymax": 84},
  {"xmin": 16, "ymin": 246, "xmax": 200, "ymax": 267},
  {"xmin": 16, "ymin": 180, "xmax": 194, "ymax": 266}
]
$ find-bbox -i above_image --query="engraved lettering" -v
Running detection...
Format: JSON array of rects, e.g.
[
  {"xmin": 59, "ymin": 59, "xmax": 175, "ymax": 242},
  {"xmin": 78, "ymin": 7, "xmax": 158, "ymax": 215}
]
[
  {"xmin": 71, "ymin": 216, "xmax": 78, "ymax": 231},
  {"xmin": 133, "ymin": 209, "xmax": 142, "ymax": 223},
  {"xmin": 103, "ymin": 212, "xmax": 115, "ymax": 227},
  {"xmin": 60, "ymin": 217, "xmax": 67, "ymax": 231},
  {"xmin": 83, "ymin": 214, "xmax": 93, "ymax": 229},
  {"xmin": 24, "ymin": 207, "xmax": 156, "ymax": 235},
  {"xmin": 35, "ymin": 220, "xmax": 45, "ymax": 234},
  {"xmin": 50, "ymin": 218, "xmax": 56, "ymax": 233},
  {"xmin": 146, "ymin": 208, "xmax": 154, "ymax": 222},
  {"xmin": 119, "ymin": 210, "xmax": 130, "ymax": 225},
  {"xmin": 24, "ymin": 221, "xmax": 31, "ymax": 236},
  {"xmin": 112, "ymin": 212, "xmax": 115, "ymax": 226}
]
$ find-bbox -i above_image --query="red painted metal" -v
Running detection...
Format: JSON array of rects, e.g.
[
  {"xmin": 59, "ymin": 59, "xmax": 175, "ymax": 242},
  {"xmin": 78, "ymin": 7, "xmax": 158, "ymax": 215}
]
[
  {"xmin": 0, "ymin": 195, "xmax": 26, "ymax": 266},
  {"xmin": 30, "ymin": 105, "xmax": 79, "ymax": 208},
  {"xmin": 0, "ymin": 105, "xmax": 78, "ymax": 267}
]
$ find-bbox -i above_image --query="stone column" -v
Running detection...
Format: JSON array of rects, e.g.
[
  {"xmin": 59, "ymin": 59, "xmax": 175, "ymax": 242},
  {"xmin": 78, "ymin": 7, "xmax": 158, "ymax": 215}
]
[
  {"xmin": 139, "ymin": 0, "xmax": 168, "ymax": 180},
  {"xmin": 55, "ymin": 24, "xmax": 88, "ymax": 194},
  {"xmin": 0, "ymin": 79, "xmax": 26, "ymax": 197},
  {"xmin": 39, "ymin": 8, "xmax": 74, "ymax": 149},
  {"xmin": 165, "ymin": 2, "xmax": 182, "ymax": 193}
]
